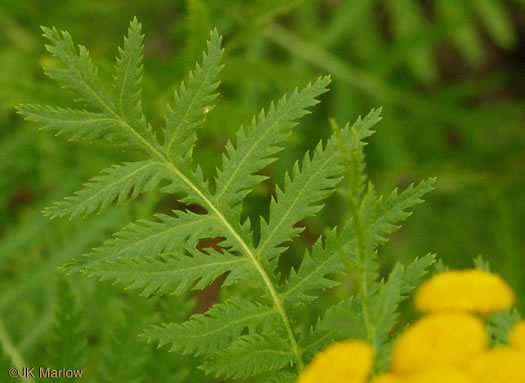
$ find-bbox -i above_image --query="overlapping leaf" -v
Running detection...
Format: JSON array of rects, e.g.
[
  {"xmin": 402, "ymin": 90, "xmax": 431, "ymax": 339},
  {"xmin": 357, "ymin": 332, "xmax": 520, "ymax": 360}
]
[
  {"xmin": 91, "ymin": 248, "xmax": 253, "ymax": 297},
  {"xmin": 143, "ymin": 298, "xmax": 279, "ymax": 356},
  {"xmin": 257, "ymin": 136, "xmax": 344, "ymax": 266},
  {"xmin": 214, "ymin": 77, "xmax": 331, "ymax": 219},
  {"xmin": 45, "ymin": 160, "xmax": 168, "ymax": 218},
  {"xmin": 69, "ymin": 211, "xmax": 217, "ymax": 272},
  {"xmin": 202, "ymin": 334, "xmax": 295, "ymax": 379}
]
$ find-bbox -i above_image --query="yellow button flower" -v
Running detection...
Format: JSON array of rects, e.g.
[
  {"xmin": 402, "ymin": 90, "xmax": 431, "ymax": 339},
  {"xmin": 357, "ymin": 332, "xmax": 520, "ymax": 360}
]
[
  {"xmin": 391, "ymin": 312, "xmax": 487, "ymax": 374},
  {"xmin": 510, "ymin": 320, "xmax": 525, "ymax": 352},
  {"xmin": 468, "ymin": 347, "xmax": 525, "ymax": 383},
  {"xmin": 298, "ymin": 340, "xmax": 374, "ymax": 383},
  {"xmin": 369, "ymin": 372, "xmax": 407, "ymax": 383},
  {"xmin": 408, "ymin": 367, "xmax": 474, "ymax": 383},
  {"xmin": 415, "ymin": 269, "xmax": 515, "ymax": 314}
]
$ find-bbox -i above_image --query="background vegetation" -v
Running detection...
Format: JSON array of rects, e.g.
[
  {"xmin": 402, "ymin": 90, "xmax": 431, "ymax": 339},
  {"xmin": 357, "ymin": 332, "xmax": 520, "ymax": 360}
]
[{"xmin": 1, "ymin": 1, "xmax": 523, "ymax": 382}]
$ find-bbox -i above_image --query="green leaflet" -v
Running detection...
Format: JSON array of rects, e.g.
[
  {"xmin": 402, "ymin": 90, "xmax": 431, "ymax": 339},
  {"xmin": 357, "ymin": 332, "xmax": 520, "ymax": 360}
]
[
  {"xmin": 372, "ymin": 254, "xmax": 436, "ymax": 345},
  {"xmin": 20, "ymin": 18, "xmax": 440, "ymax": 380},
  {"xmin": 113, "ymin": 18, "xmax": 149, "ymax": 137},
  {"xmin": 371, "ymin": 263, "xmax": 405, "ymax": 346},
  {"xmin": 44, "ymin": 160, "xmax": 169, "ymax": 218},
  {"xmin": 257, "ymin": 132, "xmax": 344, "ymax": 266},
  {"xmin": 213, "ymin": 76, "xmax": 331, "ymax": 219},
  {"xmin": 371, "ymin": 178, "xmax": 437, "ymax": 246},
  {"xmin": 282, "ymin": 228, "xmax": 346, "ymax": 310},
  {"xmin": 202, "ymin": 334, "xmax": 295, "ymax": 379},
  {"xmin": 143, "ymin": 298, "xmax": 279, "ymax": 356},
  {"xmin": 371, "ymin": 254, "xmax": 436, "ymax": 369},
  {"xmin": 41, "ymin": 26, "xmax": 113, "ymax": 112},
  {"xmin": 69, "ymin": 211, "xmax": 217, "ymax": 272},
  {"xmin": 301, "ymin": 297, "xmax": 365, "ymax": 361},
  {"xmin": 15, "ymin": 106, "xmax": 124, "ymax": 142},
  {"xmin": 91, "ymin": 248, "xmax": 253, "ymax": 297},
  {"xmin": 400, "ymin": 253, "xmax": 437, "ymax": 293},
  {"xmin": 487, "ymin": 308, "xmax": 522, "ymax": 346},
  {"xmin": 266, "ymin": 372, "xmax": 297, "ymax": 383},
  {"xmin": 164, "ymin": 29, "xmax": 223, "ymax": 165},
  {"xmin": 334, "ymin": 108, "xmax": 382, "ymax": 204}
]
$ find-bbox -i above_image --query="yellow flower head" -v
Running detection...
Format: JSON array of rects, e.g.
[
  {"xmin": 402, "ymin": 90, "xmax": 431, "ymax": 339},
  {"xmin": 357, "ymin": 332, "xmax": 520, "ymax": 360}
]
[
  {"xmin": 510, "ymin": 320, "xmax": 525, "ymax": 352},
  {"xmin": 391, "ymin": 312, "xmax": 487, "ymax": 374},
  {"xmin": 298, "ymin": 340, "xmax": 374, "ymax": 383},
  {"xmin": 415, "ymin": 269, "xmax": 515, "ymax": 314},
  {"xmin": 468, "ymin": 347, "xmax": 525, "ymax": 383},
  {"xmin": 369, "ymin": 372, "xmax": 407, "ymax": 383},
  {"xmin": 408, "ymin": 367, "xmax": 474, "ymax": 383}
]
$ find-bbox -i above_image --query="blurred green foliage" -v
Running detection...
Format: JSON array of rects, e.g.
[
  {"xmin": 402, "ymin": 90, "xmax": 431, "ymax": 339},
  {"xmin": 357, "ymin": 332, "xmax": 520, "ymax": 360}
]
[{"xmin": 1, "ymin": 0, "xmax": 523, "ymax": 382}]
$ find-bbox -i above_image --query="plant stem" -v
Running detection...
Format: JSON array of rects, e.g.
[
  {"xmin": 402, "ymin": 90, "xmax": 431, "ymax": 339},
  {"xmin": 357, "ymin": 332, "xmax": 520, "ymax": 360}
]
[
  {"xmin": 264, "ymin": 23, "xmax": 479, "ymax": 128},
  {"xmin": 348, "ymin": 200, "xmax": 377, "ymax": 349},
  {"xmin": 0, "ymin": 317, "xmax": 36, "ymax": 383}
]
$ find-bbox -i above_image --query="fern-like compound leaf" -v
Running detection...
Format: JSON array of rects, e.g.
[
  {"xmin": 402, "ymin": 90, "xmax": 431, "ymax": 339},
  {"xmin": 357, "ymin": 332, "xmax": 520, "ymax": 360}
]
[
  {"xmin": 214, "ymin": 76, "xmax": 331, "ymax": 219},
  {"xmin": 90, "ymin": 248, "xmax": 253, "ymax": 296},
  {"xmin": 20, "ymin": 19, "xmax": 441, "ymax": 381},
  {"xmin": 44, "ymin": 160, "xmax": 168, "ymax": 218},
  {"xmin": 202, "ymin": 334, "xmax": 295, "ymax": 379},
  {"xmin": 164, "ymin": 30, "xmax": 223, "ymax": 165},
  {"xmin": 143, "ymin": 298, "xmax": 279, "ymax": 356}
]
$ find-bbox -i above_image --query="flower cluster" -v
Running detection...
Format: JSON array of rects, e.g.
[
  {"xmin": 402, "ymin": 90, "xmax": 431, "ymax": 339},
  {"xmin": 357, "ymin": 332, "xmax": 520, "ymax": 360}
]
[{"xmin": 298, "ymin": 269, "xmax": 524, "ymax": 383}]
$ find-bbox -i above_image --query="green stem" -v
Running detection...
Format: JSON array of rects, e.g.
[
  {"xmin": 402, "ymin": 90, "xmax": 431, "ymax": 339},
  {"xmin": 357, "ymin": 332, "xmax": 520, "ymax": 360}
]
[
  {"xmin": 264, "ymin": 23, "xmax": 480, "ymax": 128},
  {"xmin": 0, "ymin": 317, "xmax": 36, "ymax": 383},
  {"xmin": 348, "ymin": 201, "xmax": 377, "ymax": 348},
  {"xmin": 333, "ymin": 120, "xmax": 377, "ymax": 348},
  {"xmin": 264, "ymin": 23, "xmax": 395, "ymax": 103}
]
